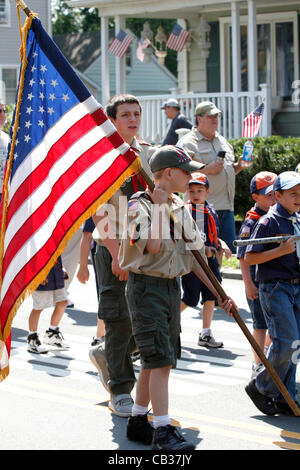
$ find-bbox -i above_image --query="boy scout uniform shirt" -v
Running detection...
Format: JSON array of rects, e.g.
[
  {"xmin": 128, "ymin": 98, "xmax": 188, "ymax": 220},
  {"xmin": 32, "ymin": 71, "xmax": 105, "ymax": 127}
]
[
  {"xmin": 245, "ymin": 202, "xmax": 300, "ymax": 282},
  {"xmin": 93, "ymin": 137, "xmax": 155, "ymax": 245},
  {"xmin": 237, "ymin": 204, "xmax": 266, "ymax": 260},
  {"xmin": 118, "ymin": 193, "xmax": 206, "ymax": 279},
  {"xmin": 178, "ymin": 127, "xmax": 236, "ymax": 211}
]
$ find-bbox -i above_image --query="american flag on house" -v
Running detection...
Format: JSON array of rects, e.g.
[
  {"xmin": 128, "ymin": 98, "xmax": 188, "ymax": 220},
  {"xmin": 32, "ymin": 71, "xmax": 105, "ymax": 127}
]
[
  {"xmin": 243, "ymin": 103, "xmax": 265, "ymax": 139},
  {"xmin": 0, "ymin": 16, "xmax": 140, "ymax": 381},
  {"xmin": 166, "ymin": 24, "xmax": 190, "ymax": 52},
  {"xmin": 108, "ymin": 29, "xmax": 133, "ymax": 58}
]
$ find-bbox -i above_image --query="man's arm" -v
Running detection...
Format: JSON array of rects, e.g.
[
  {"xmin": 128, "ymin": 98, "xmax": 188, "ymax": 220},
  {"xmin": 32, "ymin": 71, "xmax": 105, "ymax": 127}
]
[{"xmin": 77, "ymin": 231, "xmax": 93, "ymax": 284}]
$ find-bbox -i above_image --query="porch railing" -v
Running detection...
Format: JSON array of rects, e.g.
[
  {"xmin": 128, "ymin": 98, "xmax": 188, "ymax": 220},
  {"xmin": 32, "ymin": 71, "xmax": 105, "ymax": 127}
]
[{"xmin": 137, "ymin": 83, "xmax": 272, "ymax": 144}]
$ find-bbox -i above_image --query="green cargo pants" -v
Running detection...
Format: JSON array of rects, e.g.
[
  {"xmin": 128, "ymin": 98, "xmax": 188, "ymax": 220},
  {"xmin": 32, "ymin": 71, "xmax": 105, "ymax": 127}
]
[{"xmin": 95, "ymin": 245, "xmax": 136, "ymax": 395}]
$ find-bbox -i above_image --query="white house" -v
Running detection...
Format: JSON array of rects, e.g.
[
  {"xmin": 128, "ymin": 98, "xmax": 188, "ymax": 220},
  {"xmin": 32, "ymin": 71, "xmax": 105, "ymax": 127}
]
[
  {"xmin": 0, "ymin": 0, "xmax": 51, "ymax": 103},
  {"xmin": 68, "ymin": 0, "xmax": 300, "ymax": 140}
]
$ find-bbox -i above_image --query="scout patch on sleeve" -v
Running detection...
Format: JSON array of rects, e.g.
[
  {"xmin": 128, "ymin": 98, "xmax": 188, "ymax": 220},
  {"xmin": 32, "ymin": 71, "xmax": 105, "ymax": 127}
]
[
  {"xmin": 240, "ymin": 226, "xmax": 251, "ymax": 238},
  {"xmin": 128, "ymin": 200, "xmax": 139, "ymax": 212}
]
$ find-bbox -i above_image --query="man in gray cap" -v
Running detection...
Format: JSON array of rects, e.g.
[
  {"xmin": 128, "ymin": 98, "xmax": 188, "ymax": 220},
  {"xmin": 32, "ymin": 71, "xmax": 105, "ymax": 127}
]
[
  {"xmin": 161, "ymin": 98, "xmax": 192, "ymax": 146},
  {"xmin": 178, "ymin": 100, "xmax": 247, "ymax": 253}
]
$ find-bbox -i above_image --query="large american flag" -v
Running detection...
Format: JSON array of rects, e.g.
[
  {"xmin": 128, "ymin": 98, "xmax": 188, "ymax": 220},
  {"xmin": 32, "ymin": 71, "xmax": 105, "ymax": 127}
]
[
  {"xmin": 166, "ymin": 24, "xmax": 190, "ymax": 52},
  {"xmin": 0, "ymin": 17, "xmax": 140, "ymax": 381},
  {"xmin": 243, "ymin": 103, "xmax": 264, "ymax": 138},
  {"xmin": 108, "ymin": 30, "xmax": 133, "ymax": 58}
]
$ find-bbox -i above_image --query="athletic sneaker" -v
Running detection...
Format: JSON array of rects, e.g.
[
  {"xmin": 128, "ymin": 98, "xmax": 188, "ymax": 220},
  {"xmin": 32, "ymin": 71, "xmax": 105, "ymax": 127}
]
[
  {"xmin": 43, "ymin": 328, "xmax": 70, "ymax": 348},
  {"xmin": 89, "ymin": 343, "xmax": 110, "ymax": 393},
  {"xmin": 90, "ymin": 336, "xmax": 104, "ymax": 347},
  {"xmin": 152, "ymin": 424, "xmax": 195, "ymax": 450},
  {"xmin": 27, "ymin": 333, "xmax": 48, "ymax": 354},
  {"xmin": 109, "ymin": 394, "xmax": 134, "ymax": 418},
  {"xmin": 198, "ymin": 330, "xmax": 223, "ymax": 348},
  {"xmin": 127, "ymin": 414, "xmax": 154, "ymax": 444},
  {"xmin": 130, "ymin": 350, "xmax": 140, "ymax": 362}
]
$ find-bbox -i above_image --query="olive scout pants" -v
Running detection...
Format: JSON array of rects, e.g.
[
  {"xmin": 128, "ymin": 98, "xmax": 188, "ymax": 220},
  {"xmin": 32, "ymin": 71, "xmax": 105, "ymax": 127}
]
[{"xmin": 95, "ymin": 245, "xmax": 136, "ymax": 396}]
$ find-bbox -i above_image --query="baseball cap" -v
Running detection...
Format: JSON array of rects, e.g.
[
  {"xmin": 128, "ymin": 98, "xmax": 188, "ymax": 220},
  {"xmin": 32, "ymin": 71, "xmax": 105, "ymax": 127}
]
[
  {"xmin": 189, "ymin": 172, "xmax": 210, "ymax": 187},
  {"xmin": 161, "ymin": 98, "xmax": 180, "ymax": 109},
  {"xmin": 250, "ymin": 171, "xmax": 277, "ymax": 195},
  {"xmin": 195, "ymin": 101, "xmax": 222, "ymax": 116},
  {"xmin": 273, "ymin": 171, "xmax": 300, "ymax": 192},
  {"xmin": 150, "ymin": 145, "xmax": 205, "ymax": 174}
]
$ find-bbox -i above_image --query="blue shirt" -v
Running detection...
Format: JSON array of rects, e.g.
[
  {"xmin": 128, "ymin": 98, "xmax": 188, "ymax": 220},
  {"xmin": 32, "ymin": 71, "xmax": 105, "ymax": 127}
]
[
  {"xmin": 36, "ymin": 256, "xmax": 65, "ymax": 291},
  {"xmin": 237, "ymin": 204, "xmax": 266, "ymax": 259},
  {"xmin": 246, "ymin": 203, "xmax": 300, "ymax": 282},
  {"xmin": 83, "ymin": 216, "xmax": 95, "ymax": 233},
  {"xmin": 162, "ymin": 113, "xmax": 192, "ymax": 146}
]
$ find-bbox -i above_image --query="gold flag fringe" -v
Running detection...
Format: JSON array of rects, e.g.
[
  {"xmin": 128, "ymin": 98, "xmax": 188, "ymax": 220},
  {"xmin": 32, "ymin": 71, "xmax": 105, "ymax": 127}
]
[{"xmin": 0, "ymin": 12, "xmax": 37, "ymax": 369}]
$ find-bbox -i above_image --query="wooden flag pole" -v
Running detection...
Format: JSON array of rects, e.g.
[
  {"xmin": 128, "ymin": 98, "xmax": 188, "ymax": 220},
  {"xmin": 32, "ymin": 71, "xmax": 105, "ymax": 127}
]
[{"xmin": 140, "ymin": 167, "xmax": 300, "ymax": 417}]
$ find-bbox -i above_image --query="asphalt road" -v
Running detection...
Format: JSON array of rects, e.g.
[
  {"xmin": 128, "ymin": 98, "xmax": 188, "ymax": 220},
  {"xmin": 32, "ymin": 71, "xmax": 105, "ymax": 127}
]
[{"xmin": 1, "ymin": 266, "xmax": 300, "ymax": 453}]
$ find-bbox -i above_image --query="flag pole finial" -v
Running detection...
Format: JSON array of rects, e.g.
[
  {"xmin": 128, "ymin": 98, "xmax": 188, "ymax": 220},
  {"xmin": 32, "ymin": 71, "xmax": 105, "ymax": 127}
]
[{"xmin": 15, "ymin": 0, "xmax": 32, "ymax": 17}]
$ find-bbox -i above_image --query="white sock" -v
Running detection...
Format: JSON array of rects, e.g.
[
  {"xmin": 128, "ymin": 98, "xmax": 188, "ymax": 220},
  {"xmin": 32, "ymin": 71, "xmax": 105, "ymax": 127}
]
[
  {"xmin": 202, "ymin": 328, "xmax": 211, "ymax": 335},
  {"xmin": 49, "ymin": 325, "xmax": 59, "ymax": 331},
  {"xmin": 28, "ymin": 331, "xmax": 37, "ymax": 336},
  {"xmin": 132, "ymin": 404, "xmax": 149, "ymax": 416},
  {"xmin": 153, "ymin": 414, "xmax": 171, "ymax": 429}
]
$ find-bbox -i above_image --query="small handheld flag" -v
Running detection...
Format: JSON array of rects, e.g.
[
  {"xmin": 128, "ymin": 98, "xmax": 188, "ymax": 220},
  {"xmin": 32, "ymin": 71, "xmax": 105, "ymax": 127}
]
[
  {"xmin": 243, "ymin": 103, "xmax": 264, "ymax": 139},
  {"xmin": 108, "ymin": 30, "xmax": 133, "ymax": 58},
  {"xmin": 166, "ymin": 24, "xmax": 190, "ymax": 52}
]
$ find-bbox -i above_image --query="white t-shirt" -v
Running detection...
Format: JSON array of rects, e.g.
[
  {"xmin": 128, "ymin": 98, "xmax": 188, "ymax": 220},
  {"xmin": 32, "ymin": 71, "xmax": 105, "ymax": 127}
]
[{"xmin": 0, "ymin": 130, "xmax": 9, "ymax": 193}]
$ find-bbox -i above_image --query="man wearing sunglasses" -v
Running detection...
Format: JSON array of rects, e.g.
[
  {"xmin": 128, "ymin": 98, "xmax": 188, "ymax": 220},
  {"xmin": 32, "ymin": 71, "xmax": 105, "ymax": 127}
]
[{"xmin": 0, "ymin": 99, "xmax": 9, "ymax": 201}]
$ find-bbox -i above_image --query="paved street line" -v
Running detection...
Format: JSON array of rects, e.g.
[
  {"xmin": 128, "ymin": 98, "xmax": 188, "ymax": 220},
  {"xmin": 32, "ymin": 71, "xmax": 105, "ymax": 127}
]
[
  {"xmin": 3, "ymin": 375, "xmax": 299, "ymax": 450},
  {"xmin": 273, "ymin": 441, "xmax": 300, "ymax": 450}
]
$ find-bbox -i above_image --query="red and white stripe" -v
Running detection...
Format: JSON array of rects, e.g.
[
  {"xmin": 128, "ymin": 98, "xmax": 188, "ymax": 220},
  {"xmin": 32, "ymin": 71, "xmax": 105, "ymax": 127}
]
[
  {"xmin": 108, "ymin": 35, "xmax": 133, "ymax": 58},
  {"xmin": 166, "ymin": 30, "xmax": 190, "ymax": 52},
  {"xmin": 0, "ymin": 95, "xmax": 135, "ymax": 313},
  {"xmin": 243, "ymin": 113, "xmax": 263, "ymax": 138}
]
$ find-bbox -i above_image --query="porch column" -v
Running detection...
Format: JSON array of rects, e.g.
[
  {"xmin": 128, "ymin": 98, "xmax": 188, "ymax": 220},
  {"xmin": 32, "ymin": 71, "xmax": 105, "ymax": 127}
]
[
  {"xmin": 248, "ymin": 0, "xmax": 258, "ymax": 110},
  {"xmin": 115, "ymin": 16, "xmax": 126, "ymax": 94},
  {"xmin": 100, "ymin": 15, "xmax": 110, "ymax": 105},
  {"xmin": 231, "ymin": 2, "xmax": 241, "ymax": 137}
]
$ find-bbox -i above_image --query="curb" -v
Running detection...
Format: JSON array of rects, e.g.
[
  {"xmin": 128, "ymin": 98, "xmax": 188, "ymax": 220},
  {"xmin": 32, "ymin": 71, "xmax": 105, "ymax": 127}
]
[{"xmin": 220, "ymin": 269, "xmax": 243, "ymax": 280}]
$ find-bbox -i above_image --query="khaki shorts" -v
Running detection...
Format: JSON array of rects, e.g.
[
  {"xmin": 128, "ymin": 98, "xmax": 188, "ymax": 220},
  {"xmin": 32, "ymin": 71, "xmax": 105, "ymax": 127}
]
[{"xmin": 32, "ymin": 288, "xmax": 68, "ymax": 310}]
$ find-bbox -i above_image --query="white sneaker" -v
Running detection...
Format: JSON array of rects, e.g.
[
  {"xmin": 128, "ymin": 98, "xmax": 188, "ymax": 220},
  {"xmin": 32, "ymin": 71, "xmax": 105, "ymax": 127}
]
[
  {"xmin": 198, "ymin": 330, "xmax": 223, "ymax": 348},
  {"xmin": 27, "ymin": 333, "xmax": 48, "ymax": 354},
  {"xmin": 43, "ymin": 328, "xmax": 70, "ymax": 348},
  {"xmin": 109, "ymin": 394, "xmax": 134, "ymax": 417}
]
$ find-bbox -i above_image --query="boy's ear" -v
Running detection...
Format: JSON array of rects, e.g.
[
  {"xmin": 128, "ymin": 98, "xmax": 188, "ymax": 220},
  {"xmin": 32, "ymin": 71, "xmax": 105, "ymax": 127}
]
[{"xmin": 252, "ymin": 192, "xmax": 258, "ymax": 202}]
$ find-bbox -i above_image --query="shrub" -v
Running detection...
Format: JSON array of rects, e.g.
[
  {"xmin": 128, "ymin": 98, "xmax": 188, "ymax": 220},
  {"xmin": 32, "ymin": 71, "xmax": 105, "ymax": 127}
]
[{"xmin": 231, "ymin": 136, "xmax": 300, "ymax": 218}]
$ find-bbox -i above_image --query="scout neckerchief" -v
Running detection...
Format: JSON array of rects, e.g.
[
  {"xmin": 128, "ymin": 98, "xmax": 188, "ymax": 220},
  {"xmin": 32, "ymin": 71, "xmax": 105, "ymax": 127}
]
[
  {"xmin": 245, "ymin": 204, "xmax": 265, "ymax": 221},
  {"xmin": 186, "ymin": 201, "xmax": 219, "ymax": 249},
  {"xmin": 269, "ymin": 203, "xmax": 300, "ymax": 265}
]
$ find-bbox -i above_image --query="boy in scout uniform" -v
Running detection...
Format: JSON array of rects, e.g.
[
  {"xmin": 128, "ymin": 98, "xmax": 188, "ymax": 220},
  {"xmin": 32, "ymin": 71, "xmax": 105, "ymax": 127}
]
[
  {"xmin": 119, "ymin": 145, "xmax": 235, "ymax": 450},
  {"xmin": 245, "ymin": 171, "xmax": 300, "ymax": 415},
  {"xmin": 89, "ymin": 94, "xmax": 156, "ymax": 417},
  {"xmin": 237, "ymin": 171, "xmax": 276, "ymax": 378}
]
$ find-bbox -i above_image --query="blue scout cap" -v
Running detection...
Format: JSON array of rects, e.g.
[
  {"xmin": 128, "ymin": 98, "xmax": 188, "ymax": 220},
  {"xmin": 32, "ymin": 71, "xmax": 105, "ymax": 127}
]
[
  {"xmin": 273, "ymin": 171, "xmax": 300, "ymax": 192},
  {"xmin": 189, "ymin": 172, "xmax": 210, "ymax": 187},
  {"xmin": 250, "ymin": 171, "xmax": 277, "ymax": 195}
]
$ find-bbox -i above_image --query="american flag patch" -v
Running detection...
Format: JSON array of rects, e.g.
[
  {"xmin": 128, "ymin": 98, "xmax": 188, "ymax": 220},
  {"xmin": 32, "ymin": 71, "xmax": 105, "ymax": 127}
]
[{"xmin": 128, "ymin": 200, "xmax": 138, "ymax": 212}]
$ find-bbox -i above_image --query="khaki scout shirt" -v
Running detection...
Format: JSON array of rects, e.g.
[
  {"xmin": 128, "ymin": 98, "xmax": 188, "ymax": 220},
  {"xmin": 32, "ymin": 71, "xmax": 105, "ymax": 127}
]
[
  {"xmin": 93, "ymin": 137, "xmax": 156, "ymax": 244},
  {"xmin": 178, "ymin": 127, "xmax": 236, "ymax": 211},
  {"xmin": 118, "ymin": 193, "xmax": 206, "ymax": 279}
]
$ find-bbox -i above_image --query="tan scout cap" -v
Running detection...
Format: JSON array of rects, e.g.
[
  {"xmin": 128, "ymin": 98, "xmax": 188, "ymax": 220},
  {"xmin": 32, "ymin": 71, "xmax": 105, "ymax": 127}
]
[{"xmin": 195, "ymin": 101, "xmax": 222, "ymax": 116}]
